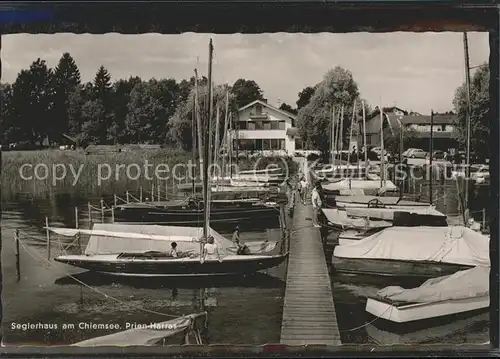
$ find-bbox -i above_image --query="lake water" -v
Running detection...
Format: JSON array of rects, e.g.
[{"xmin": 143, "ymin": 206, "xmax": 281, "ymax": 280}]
[{"xmin": 1, "ymin": 185, "xmax": 490, "ymax": 346}]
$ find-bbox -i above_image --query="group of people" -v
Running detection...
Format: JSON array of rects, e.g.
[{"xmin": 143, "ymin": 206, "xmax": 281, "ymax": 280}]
[{"xmin": 296, "ymin": 174, "xmax": 324, "ymax": 227}]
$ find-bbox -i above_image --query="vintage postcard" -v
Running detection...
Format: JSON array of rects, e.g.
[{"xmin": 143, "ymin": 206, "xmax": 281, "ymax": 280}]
[{"xmin": 1, "ymin": 31, "xmax": 491, "ymax": 349}]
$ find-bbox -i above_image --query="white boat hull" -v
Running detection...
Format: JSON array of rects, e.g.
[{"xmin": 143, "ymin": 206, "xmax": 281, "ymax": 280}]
[{"xmin": 365, "ymin": 295, "xmax": 490, "ymax": 323}]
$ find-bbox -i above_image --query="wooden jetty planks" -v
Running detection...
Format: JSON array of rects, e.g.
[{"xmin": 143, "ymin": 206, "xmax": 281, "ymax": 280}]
[{"xmin": 280, "ymin": 202, "xmax": 341, "ymax": 346}]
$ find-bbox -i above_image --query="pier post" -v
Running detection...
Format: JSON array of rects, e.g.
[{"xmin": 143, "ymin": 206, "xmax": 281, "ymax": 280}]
[
  {"xmin": 45, "ymin": 217, "xmax": 51, "ymax": 260},
  {"xmin": 139, "ymin": 187, "xmax": 143, "ymax": 202},
  {"xmin": 111, "ymin": 206, "xmax": 115, "ymax": 223},
  {"xmin": 15, "ymin": 229, "xmax": 20, "ymax": 281},
  {"xmin": 100, "ymin": 199, "xmax": 105, "ymax": 223},
  {"xmin": 88, "ymin": 202, "xmax": 92, "ymax": 227},
  {"xmin": 157, "ymin": 184, "xmax": 161, "ymax": 202},
  {"xmin": 165, "ymin": 181, "xmax": 168, "ymax": 200},
  {"xmin": 75, "ymin": 207, "xmax": 81, "ymax": 254},
  {"xmin": 114, "ymin": 194, "xmax": 117, "ymax": 207},
  {"xmin": 126, "ymin": 190, "xmax": 130, "ymax": 203},
  {"xmin": 152, "ymin": 183, "xmax": 155, "ymax": 202},
  {"xmin": 482, "ymin": 208, "xmax": 486, "ymax": 230}
]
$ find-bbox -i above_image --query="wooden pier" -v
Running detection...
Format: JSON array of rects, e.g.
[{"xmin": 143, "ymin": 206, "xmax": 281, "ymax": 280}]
[{"xmin": 280, "ymin": 202, "xmax": 341, "ymax": 346}]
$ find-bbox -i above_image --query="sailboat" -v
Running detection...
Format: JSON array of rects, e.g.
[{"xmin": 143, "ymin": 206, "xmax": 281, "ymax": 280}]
[{"xmin": 51, "ymin": 40, "xmax": 288, "ymax": 277}]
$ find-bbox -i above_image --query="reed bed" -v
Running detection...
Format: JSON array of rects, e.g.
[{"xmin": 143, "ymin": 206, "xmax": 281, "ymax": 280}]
[{"xmin": 1, "ymin": 149, "xmax": 298, "ymax": 200}]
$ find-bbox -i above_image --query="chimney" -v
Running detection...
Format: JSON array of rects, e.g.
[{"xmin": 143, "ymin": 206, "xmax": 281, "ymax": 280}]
[{"xmin": 262, "ymin": 98, "xmax": 268, "ymax": 104}]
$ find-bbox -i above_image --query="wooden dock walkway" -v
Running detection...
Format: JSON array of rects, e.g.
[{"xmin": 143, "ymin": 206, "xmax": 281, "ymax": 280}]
[{"xmin": 280, "ymin": 201, "xmax": 341, "ymax": 346}]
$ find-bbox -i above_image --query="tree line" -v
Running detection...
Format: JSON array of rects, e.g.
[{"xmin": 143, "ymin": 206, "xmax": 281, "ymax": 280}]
[{"xmin": 0, "ymin": 51, "xmax": 487, "ymax": 159}]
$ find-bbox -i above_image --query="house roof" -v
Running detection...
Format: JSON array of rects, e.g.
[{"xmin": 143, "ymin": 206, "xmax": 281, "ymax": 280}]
[
  {"xmin": 400, "ymin": 114, "xmax": 456, "ymax": 125},
  {"xmin": 238, "ymin": 100, "xmax": 297, "ymax": 120},
  {"xmin": 412, "ymin": 131, "xmax": 456, "ymax": 139},
  {"xmin": 286, "ymin": 127, "xmax": 299, "ymax": 136}
]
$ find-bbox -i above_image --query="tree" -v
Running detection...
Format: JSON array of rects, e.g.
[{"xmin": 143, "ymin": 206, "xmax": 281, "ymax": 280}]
[
  {"xmin": 53, "ymin": 53, "xmax": 82, "ymax": 136},
  {"xmin": 111, "ymin": 76, "xmax": 143, "ymax": 143},
  {"xmin": 279, "ymin": 102, "xmax": 297, "ymax": 115},
  {"xmin": 0, "ymin": 84, "xmax": 14, "ymax": 144},
  {"xmin": 296, "ymin": 86, "xmax": 316, "ymax": 110},
  {"xmin": 10, "ymin": 59, "xmax": 55, "ymax": 145},
  {"xmin": 453, "ymin": 63, "xmax": 490, "ymax": 161},
  {"xmin": 384, "ymin": 126, "xmax": 419, "ymax": 156},
  {"xmin": 231, "ymin": 79, "xmax": 264, "ymax": 108},
  {"xmin": 296, "ymin": 66, "xmax": 361, "ymax": 153},
  {"xmin": 87, "ymin": 66, "xmax": 113, "ymax": 143}
]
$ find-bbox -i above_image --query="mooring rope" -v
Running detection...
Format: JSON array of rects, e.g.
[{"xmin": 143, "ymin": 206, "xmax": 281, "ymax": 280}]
[
  {"xmin": 339, "ymin": 305, "xmax": 393, "ymax": 332},
  {"xmin": 16, "ymin": 237, "xmax": 181, "ymax": 319}
]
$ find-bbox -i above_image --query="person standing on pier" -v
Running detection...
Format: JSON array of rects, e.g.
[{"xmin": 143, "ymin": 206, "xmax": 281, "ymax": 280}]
[
  {"xmin": 311, "ymin": 181, "xmax": 323, "ymax": 227},
  {"xmin": 299, "ymin": 176, "xmax": 308, "ymax": 204}
]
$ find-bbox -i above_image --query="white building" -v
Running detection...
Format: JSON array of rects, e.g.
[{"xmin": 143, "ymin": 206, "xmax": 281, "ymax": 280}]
[{"xmin": 232, "ymin": 100, "xmax": 299, "ymax": 156}]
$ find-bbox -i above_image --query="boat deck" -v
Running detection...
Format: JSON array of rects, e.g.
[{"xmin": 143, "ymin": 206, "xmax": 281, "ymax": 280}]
[{"xmin": 280, "ymin": 202, "xmax": 341, "ymax": 346}]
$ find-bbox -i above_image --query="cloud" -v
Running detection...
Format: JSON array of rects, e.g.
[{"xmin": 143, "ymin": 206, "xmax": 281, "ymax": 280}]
[{"xmin": 1, "ymin": 32, "xmax": 489, "ymax": 114}]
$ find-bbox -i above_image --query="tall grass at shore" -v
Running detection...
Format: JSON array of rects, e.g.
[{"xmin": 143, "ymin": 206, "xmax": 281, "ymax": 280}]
[{"xmin": 1, "ymin": 149, "xmax": 298, "ymax": 200}]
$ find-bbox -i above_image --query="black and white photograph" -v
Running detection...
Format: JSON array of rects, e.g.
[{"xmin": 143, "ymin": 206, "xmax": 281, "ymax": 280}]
[{"xmin": 0, "ymin": 30, "xmax": 491, "ymax": 347}]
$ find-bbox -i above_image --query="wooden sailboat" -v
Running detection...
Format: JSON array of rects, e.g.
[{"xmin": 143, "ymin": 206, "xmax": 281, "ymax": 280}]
[{"xmin": 52, "ymin": 40, "xmax": 288, "ymax": 277}]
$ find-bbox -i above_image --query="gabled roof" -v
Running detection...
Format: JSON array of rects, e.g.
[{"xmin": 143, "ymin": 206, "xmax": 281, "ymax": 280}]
[
  {"xmin": 238, "ymin": 100, "xmax": 297, "ymax": 119},
  {"xmin": 400, "ymin": 114, "xmax": 456, "ymax": 125}
]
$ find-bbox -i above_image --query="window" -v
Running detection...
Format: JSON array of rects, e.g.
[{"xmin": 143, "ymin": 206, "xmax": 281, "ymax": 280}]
[
  {"xmin": 295, "ymin": 139, "xmax": 303, "ymax": 150},
  {"xmin": 270, "ymin": 121, "xmax": 279, "ymax": 130},
  {"xmin": 263, "ymin": 121, "xmax": 271, "ymax": 130},
  {"xmin": 255, "ymin": 104, "xmax": 262, "ymax": 114},
  {"xmin": 238, "ymin": 139, "xmax": 253, "ymax": 150},
  {"xmin": 255, "ymin": 139, "xmax": 263, "ymax": 150},
  {"xmin": 255, "ymin": 121, "xmax": 263, "ymax": 130},
  {"xmin": 280, "ymin": 139, "xmax": 286, "ymax": 150},
  {"xmin": 248, "ymin": 121, "xmax": 256, "ymax": 130},
  {"xmin": 263, "ymin": 139, "xmax": 271, "ymax": 150},
  {"xmin": 270, "ymin": 139, "xmax": 278, "ymax": 150},
  {"xmin": 239, "ymin": 121, "xmax": 247, "ymax": 130},
  {"xmin": 441, "ymin": 124, "xmax": 446, "ymax": 131},
  {"xmin": 278, "ymin": 121, "xmax": 286, "ymax": 130}
]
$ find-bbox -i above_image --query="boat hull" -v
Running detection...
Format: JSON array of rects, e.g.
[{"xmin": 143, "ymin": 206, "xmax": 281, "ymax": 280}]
[
  {"xmin": 365, "ymin": 295, "xmax": 490, "ymax": 324},
  {"xmin": 54, "ymin": 254, "xmax": 288, "ymax": 277},
  {"xmin": 331, "ymin": 257, "xmax": 473, "ymax": 280},
  {"xmin": 114, "ymin": 205, "xmax": 280, "ymax": 230}
]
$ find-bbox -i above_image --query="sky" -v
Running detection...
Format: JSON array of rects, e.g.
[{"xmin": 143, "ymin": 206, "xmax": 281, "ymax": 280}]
[{"xmin": 1, "ymin": 32, "xmax": 489, "ymax": 114}]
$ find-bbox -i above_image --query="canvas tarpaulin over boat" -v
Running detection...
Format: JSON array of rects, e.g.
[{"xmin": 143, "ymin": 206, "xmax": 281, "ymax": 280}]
[
  {"xmin": 333, "ymin": 226, "xmax": 490, "ymax": 267},
  {"xmin": 48, "ymin": 223, "xmax": 278, "ymax": 257},
  {"xmin": 345, "ymin": 207, "xmax": 445, "ymax": 221},
  {"xmin": 321, "ymin": 208, "xmax": 392, "ymax": 229},
  {"xmin": 322, "ymin": 180, "xmax": 398, "ymax": 192},
  {"xmin": 376, "ymin": 266, "xmax": 489, "ymax": 304}
]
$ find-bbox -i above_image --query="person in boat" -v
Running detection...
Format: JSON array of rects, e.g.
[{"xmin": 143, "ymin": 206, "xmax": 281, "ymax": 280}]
[
  {"xmin": 170, "ymin": 242, "xmax": 178, "ymax": 257},
  {"xmin": 232, "ymin": 226, "xmax": 250, "ymax": 255},
  {"xmin": 203, "ymin": 236, "xmax": 222, "ymax": 262},
  {"xmin": 311, "ymin": 181, "xmax": 323, "ymax": 227}
]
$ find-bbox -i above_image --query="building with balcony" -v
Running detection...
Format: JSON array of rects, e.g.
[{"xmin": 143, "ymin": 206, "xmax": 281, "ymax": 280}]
[{"xmin": 232, "ymin": 99, "xmax": 299, "ymax": 156}]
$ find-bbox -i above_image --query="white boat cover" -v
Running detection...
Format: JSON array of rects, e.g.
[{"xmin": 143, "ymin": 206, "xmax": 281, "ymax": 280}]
[
  {"xmin": 73, "ymin": 313, "xmax": 205, "ymax": 346},
  {"xmin": 323, "ymin": 180, "xmax": 397, "ymax": 192},
  {"xmin": 321, "ymin": 208, "xmax": 392, "ymax": 229},
  {"xmin": 50, "ymin": 223, "xmax": 277, "ymax": 257},
  {"xmin": 345, "ymin": 207, "xmax": 445, "ymax": 221},
  {"xmin": 333, "ymin": 226, "xmax": 490, "ymax": 267},
  {"xmin": 376, "ymin": 266, "xmax": 489, "ymax": 303}
]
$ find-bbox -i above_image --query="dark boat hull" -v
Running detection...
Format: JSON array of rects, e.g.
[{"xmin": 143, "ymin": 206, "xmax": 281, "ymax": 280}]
[
  {"xmin": 331, "ymin": 256, "xmax": 473, "ymax": 280},
  {"xmin": 114, "ymin": 205, "xmax": 280, "ymax": 230},
  {"xmin": 54, "ymin": 255, "xmax": 288, "ymax": 277}
]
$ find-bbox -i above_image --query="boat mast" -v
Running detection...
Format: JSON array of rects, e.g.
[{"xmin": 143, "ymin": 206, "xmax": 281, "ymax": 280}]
[
  {"xmin": 463, "ymin": 32, "xmax": 472, "ymax": 217},
  {"xmin": 331, "ymin": 106, "xmax": 335, "ymax": 165},
  {"xmin": 347, "ymin": 99, "xmax": 357, "ymax": 166},
  {"xmin": 192, "ymin": 96, "xmax": 197, "ymax": 195},
  {"xmin": 221, "ymin": 88, "xmax": 230, "ymax": 177},
  {"xmin": 214, "ymin": 105, "xmax": 221, "ymax": 186},
  {"xmin": 362, "ymin": 100, "xmax": 368, "ymax": 165},
  {"xmin": 203, "ymin": 39, "xmax": 214, "ymax": 239},
  {"xmin": 338, "ymin": 104, "xmax": 344, "ymax": 171},
  {"xmin": 429, "ymin": 110, "xmax": 434, "ymax": 205},
  {"xmin": 379, "ymin": 107, "xmax": 385, "ymax": 188},
  {"xmin": 194, "ymin": 69, "xmax": 204, "ymax": 175}
]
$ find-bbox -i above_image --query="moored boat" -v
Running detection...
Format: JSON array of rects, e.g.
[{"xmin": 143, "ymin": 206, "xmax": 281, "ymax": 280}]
[
  {"xmin": 365, "ymin": 266, "xmax": 489, "ymax": 327},
  {"xmin": 51, "ymin": 223, "xmax": 287, "ymax": 277},
  {"xmin": 332, "ymin": 226, "xmax": 489, "ymax": 280},
  {"xmin": 73, "ymin": 312, "xmax": 208, "ymax": 346}
]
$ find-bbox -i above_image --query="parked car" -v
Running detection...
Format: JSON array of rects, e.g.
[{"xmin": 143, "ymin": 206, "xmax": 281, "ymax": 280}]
[
  {"xmin": 471, "ymin": 165, "xmax": 490, "ymax": 184},
  {"xmin": 402, "ymin": 148, "xmax": 420, "ymax": 157},
  {"xmin": 426, "ymin": 150, "xmax": 447, "ymax": 160},
  {"xmin": 406, "ymin": 148, "xmax": 427, "ymax": 158}
]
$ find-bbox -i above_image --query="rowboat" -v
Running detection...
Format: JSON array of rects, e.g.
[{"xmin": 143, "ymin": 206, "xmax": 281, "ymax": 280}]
[
  {"xmin": 51, "ymin": 223, "xmax": 287, "ymax": 277},
  {"xmin": 365, "ymin": 266, "xmax": 489, "ymax": 326},
  {"xmin": 333, "ymin": 195, "xmax": 430, "ymax": 209},
  {"xmin": 332, "ymin": 226, "xmax": 489, "ymax": 280}
]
